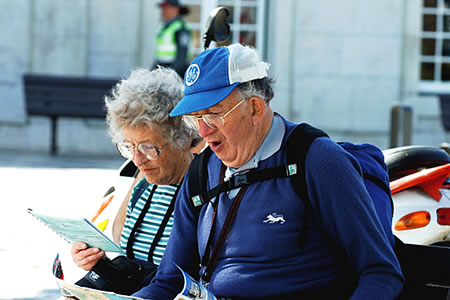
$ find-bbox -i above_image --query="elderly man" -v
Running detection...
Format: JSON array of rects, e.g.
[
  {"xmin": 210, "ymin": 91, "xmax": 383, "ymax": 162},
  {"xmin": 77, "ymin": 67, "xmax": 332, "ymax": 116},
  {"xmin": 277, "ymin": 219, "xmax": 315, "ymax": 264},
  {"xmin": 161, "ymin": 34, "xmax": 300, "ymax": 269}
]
[{"xmin": 134, "ymin": 43, "xmax": 404, "ymax": 299}]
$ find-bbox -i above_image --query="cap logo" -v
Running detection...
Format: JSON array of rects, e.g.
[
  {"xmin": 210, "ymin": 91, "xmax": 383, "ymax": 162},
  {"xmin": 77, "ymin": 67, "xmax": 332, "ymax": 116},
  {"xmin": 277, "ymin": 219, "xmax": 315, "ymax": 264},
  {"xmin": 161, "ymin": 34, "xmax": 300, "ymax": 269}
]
[{"xmin": 185, "ymin": 64, "xmax": 200, "ymax": 86}]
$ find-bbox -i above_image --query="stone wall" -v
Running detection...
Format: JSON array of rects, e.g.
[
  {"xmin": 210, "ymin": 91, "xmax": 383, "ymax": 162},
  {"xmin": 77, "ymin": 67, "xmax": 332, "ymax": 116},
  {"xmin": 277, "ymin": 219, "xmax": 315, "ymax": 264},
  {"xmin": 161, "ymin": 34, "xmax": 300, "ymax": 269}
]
[
  {"xmin": 0, "ymin": 0, "xmax": 448, "ymax": 156},
  {"xmin": 267, "ymin": 0, "xmax": 449, "ymax": 150},
  {"xmin": 0, "ymin": 0, "xmax": 159, "ymax": 157}
]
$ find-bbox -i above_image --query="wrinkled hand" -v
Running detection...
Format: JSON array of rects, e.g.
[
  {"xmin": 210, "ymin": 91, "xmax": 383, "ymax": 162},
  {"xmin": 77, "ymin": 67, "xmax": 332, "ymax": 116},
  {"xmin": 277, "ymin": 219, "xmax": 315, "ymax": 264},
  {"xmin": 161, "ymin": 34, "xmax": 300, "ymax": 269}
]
[{"xmin": 71, "ymin": 241, "xmax": 105, "ymax": 271}]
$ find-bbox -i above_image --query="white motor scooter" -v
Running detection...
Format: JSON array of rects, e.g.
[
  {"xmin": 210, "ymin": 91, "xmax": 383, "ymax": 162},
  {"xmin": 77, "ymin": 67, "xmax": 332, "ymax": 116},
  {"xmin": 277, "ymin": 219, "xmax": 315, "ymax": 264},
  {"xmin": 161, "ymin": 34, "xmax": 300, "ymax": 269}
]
[
  {"xmin": 384, "ymin": 145, "xmax": 450, "ymax": 246},
  {"xmin": 383, "ymin": 145, "xmax": 450, "ymax": 299}
]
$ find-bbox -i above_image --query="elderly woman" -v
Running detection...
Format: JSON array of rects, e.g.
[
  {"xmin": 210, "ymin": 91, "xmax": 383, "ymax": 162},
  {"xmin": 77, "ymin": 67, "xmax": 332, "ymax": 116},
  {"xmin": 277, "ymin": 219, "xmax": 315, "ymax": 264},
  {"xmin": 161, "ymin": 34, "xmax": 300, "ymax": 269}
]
[{"xmin": 70, "ymin": 67, "xmax": 202, "ymax": 294}]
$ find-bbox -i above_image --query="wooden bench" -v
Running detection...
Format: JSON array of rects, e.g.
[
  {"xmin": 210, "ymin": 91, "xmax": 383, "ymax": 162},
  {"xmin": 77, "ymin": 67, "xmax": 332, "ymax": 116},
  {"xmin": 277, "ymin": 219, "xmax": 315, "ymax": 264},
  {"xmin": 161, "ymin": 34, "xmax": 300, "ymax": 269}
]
[{"xmin": 23, "ymin": 74, "xmax": 119, "ymax": 155}]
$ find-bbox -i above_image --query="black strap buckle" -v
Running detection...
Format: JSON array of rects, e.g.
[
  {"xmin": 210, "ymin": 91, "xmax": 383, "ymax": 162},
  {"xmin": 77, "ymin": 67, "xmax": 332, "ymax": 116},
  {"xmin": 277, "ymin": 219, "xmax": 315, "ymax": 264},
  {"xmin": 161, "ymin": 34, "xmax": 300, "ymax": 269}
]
[{"xmin": 231, "ymin": 171, "xmax": 250, "ymax": 188}]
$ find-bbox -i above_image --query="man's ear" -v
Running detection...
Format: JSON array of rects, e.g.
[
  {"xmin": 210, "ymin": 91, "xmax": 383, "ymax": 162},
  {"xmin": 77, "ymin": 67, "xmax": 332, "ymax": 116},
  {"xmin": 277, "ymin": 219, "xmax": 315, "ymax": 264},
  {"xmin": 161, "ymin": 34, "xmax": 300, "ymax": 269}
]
[{"xmin": 249, "ymin": 97, "xmax": 267, "ymax": 125}]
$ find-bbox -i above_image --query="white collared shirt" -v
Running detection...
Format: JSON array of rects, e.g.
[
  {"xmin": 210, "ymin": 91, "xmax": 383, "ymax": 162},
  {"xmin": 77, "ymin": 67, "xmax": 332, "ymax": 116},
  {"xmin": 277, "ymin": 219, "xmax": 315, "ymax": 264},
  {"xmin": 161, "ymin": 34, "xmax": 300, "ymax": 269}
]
[{"xmin": 225, "ymin": 113, "xmax": 285, "ymax": 198}]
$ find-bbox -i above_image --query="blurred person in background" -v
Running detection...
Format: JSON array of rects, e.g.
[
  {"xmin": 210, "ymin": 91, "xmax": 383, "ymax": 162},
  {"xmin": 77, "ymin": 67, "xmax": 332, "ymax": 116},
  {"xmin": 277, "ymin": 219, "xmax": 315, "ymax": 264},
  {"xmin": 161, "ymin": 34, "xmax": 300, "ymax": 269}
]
[
  {"xmin": 152, "ymin": 0, "xmax": 192, "ymax": 78},
  {"xmin": 70, "ymin": 67, "xmax": 202, "ymax": 295}
]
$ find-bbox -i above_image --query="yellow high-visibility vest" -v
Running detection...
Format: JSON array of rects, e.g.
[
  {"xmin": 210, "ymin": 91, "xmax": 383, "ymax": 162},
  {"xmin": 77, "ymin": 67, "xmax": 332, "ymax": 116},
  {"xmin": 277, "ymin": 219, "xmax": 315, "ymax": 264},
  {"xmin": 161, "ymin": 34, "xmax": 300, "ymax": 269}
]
[{"xmin": 155, "ymin": 18, "xmax": 191, "ymax": 63}]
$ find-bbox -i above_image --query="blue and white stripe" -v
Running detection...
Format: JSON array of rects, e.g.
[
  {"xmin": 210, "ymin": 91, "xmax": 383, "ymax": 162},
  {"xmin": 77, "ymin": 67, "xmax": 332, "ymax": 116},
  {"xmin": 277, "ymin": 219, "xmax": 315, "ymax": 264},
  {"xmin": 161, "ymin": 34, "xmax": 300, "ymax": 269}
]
[{"xmin": 120, "ymin": 180, "xmax": 177, "ymax": 265}]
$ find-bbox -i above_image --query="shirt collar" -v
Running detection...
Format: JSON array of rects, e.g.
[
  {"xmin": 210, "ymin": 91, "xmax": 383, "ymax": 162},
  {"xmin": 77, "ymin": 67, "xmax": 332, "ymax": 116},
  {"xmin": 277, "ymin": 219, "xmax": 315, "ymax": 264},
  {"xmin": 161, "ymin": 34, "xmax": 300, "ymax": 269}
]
[
  {"xmin": 225, "ymin": 113, "xmax": 285, "ymax": 180},
  {"xmin": 164, "ymin": 16, "xmax": 180, "ymax": 28}
]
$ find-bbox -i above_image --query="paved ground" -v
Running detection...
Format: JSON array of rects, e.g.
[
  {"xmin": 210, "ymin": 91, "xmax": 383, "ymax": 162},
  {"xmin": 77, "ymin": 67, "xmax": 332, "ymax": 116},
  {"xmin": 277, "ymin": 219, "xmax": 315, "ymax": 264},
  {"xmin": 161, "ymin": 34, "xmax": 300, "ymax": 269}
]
[
  {"xmin": 0, "ymin": 150, "xmax": 124, "ymax": 169},
  {"xmin": 0, "ymin": 151, "xmax": 125, "ymax": 300}
]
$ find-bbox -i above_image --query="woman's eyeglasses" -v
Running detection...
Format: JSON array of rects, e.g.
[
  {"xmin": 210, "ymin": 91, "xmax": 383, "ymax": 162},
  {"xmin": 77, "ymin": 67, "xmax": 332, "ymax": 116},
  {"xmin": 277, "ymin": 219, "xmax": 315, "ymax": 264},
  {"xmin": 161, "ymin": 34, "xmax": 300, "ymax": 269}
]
[{"xmin": 116, "ymin": 142, "xmax": 168, "ymax": 160}]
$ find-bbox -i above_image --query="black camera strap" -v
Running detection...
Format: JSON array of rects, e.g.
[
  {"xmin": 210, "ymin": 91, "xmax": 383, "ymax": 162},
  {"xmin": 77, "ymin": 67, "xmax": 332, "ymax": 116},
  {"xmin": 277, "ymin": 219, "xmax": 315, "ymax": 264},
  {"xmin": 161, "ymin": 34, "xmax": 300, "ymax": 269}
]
[
  {"xmin": 126, "ymin": 183, "xmax": 181, "ymax": 263},
  {"xmin": 200, "ymin": 164, "xmax": 249, "ymax": 283}
]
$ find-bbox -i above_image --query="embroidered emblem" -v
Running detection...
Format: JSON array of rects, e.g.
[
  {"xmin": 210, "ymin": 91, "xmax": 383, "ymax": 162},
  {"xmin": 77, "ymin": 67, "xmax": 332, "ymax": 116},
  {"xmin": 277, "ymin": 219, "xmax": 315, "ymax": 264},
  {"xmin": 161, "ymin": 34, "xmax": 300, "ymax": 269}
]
[
  {"xmin": 287, "ymin": 163, "xmax": 297, "ymax": 176},
  {"xmin": 185, "ymin": 64, "xmax": 200, "ymax": 86},
  {"xmin": 89, "ymin": 270, "xmax": 100, "ymax": 282},
  {"xmin": 191, "ymin": 195, "xmax": 203, "ymax": 207},
  {"xmin": 263, "ymin": 213, "xmax": 285, "ymax": 224}
]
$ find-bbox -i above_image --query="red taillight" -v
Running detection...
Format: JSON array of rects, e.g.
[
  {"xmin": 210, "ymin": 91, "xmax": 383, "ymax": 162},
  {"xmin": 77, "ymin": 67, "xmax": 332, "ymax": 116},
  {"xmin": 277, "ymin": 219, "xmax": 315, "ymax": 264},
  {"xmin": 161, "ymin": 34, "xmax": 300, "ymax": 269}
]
[
  {"xmin": 437, "ymin": 208, "xmax": 450, "ymax": 225},
  {"xmin": 395, "ymin": 211, "xmax": 431, "ymax": 230}
]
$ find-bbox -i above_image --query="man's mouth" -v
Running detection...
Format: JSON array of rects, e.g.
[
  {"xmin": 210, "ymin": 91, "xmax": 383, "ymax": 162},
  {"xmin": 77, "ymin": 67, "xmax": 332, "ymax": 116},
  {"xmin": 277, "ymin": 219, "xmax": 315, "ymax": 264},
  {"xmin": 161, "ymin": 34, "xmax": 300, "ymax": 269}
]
[{"xmin": 208, "ymin": 140, "xmax": 222, "ymax": 152}]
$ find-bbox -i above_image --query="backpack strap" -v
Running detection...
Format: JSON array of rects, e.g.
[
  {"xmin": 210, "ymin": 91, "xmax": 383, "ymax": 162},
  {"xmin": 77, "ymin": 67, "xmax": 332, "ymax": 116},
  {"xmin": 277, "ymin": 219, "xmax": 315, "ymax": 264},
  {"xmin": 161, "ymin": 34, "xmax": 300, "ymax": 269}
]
[
  {"xmin": 127, "ymin": 183, "xmax": 181, "ymax": 263},
  {"xmin": 286, "ymin": 123, "xmax": 329, "ymax": 198},
  {"xmin": 147, "ymin": 184, "xmax": 181, "ymax": 262},
  {"xmin": 188, "ymin": 148, "xmax": 299, "ymax": 209},
  {"xmin": 187, "ymin": 147, "xmax": 213, "ymax": 211},
  {"xmin": 363, "ymin": 173, "xmax": 394, "ymax": 215},
  {"xmin": 187, "ymin": 124, "xmax": 328, "ymax": 211},
  {"xmin": 286, "ymin": 123, "xmax": 329, "ymax": 248},
  {"xmin": 130, "ymin": 179, "xmax": 151, "ymax": 211},
  {"xmin": 127, "ymin": 184, "xmax": 158, "ymax": 260}
]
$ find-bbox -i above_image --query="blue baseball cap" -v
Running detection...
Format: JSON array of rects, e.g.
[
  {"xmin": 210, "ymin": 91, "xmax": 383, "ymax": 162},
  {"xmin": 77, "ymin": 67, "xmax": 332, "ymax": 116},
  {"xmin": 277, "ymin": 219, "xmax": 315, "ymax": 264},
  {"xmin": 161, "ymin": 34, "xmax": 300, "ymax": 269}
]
[{"xmin": 169, "ymin": 43, "xmax": 270, "ymax": 117}]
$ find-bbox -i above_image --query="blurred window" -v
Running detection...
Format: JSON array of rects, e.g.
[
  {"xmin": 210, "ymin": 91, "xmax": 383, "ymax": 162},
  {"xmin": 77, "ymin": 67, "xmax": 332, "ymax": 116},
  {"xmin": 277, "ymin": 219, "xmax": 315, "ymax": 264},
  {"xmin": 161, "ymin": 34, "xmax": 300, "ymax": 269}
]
[
  {"xmin": 182, "ymin": 0, "xmax": 266, "ymax": 59},
  {"xmin": 420, "ymin": 0, "xmax": 450, "ymax": 91}
]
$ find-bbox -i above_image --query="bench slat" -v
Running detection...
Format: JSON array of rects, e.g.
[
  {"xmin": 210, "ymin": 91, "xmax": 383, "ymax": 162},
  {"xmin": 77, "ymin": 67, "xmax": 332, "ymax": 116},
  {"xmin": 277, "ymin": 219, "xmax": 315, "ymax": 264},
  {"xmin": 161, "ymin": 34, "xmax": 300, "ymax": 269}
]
[
  {"xmin": 23, "ymin": 74, "xmax": 119, "ymax": 155},
  {"xmin": 23, "ymin": 74, "xmax": 118, "ymax": 119}
]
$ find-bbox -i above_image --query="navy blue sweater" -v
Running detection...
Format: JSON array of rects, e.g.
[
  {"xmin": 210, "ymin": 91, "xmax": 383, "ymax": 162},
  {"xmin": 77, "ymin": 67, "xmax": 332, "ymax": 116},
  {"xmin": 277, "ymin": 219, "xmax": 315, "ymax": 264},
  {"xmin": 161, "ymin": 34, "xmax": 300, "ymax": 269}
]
[{"xmin": 134, "ymin": 118, "xmax": 403, "ymax": 299}]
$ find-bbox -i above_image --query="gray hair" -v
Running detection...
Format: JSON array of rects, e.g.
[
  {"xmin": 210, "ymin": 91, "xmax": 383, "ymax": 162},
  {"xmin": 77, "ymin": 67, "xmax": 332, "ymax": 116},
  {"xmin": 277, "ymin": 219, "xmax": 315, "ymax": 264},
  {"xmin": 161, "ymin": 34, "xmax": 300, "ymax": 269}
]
[
  {"xmin": 236, "ymin": 76, "xmax": 275, "ymax": 105},
  {"xmin": 105, "ymin": 67, "xmax": 201, "ymax": 149}
]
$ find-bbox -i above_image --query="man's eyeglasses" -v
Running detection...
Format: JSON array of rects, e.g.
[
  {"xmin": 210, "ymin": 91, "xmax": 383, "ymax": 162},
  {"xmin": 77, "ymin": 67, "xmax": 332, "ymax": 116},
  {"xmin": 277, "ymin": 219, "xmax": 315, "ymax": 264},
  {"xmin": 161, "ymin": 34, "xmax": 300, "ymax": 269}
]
[
  {"xmin": 116, "ymin": 142, "xmax": 168, "ymax": 160},
  {"xmin": 183, "ymin": 98, "xmax": 247, "ymax": 130}
]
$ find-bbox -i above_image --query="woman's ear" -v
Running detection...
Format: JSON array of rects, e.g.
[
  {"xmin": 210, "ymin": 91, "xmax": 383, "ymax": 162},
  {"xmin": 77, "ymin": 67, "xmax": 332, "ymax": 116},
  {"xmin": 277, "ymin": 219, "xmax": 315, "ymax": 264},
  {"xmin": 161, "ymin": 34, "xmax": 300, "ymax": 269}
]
[{"xmin": 249, "ymin": 97, "xmax": 267, "ymax": 125}]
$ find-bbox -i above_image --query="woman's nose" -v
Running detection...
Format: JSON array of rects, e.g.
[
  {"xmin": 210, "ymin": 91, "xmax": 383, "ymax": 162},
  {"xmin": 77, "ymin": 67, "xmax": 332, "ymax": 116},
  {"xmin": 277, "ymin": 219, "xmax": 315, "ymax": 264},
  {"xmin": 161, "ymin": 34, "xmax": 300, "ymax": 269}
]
[{"xmin": 132, "ymin": 149, "xmax": 148, "ymax": 166}]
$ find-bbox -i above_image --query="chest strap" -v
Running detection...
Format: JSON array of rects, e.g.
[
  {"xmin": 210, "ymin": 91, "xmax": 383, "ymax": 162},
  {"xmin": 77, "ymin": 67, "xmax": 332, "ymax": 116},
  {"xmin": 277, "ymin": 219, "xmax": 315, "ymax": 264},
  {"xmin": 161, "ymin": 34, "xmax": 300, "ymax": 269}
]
[{"xmin": 191, "ymin": 163, "xmax": 299, "ymax": 208}]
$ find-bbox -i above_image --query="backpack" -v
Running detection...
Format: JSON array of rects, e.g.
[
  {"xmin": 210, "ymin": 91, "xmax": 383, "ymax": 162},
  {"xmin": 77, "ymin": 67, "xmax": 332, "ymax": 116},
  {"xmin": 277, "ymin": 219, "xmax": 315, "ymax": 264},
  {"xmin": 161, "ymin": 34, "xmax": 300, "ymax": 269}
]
[
  {"xmin": 186, "ymin": 122, "xmax": 450, "ymax": 297},
  {"xmin": 187, "ymin": 123, "xmax": 393, "ymax": 243}
]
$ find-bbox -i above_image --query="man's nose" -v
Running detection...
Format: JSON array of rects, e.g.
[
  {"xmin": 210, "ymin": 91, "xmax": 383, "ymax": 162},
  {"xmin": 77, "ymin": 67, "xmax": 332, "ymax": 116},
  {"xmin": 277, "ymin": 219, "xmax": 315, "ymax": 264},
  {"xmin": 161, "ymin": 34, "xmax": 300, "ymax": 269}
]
[{"xmin": 197, "ymin": 119, "xmax": 215, "ymax": 137}]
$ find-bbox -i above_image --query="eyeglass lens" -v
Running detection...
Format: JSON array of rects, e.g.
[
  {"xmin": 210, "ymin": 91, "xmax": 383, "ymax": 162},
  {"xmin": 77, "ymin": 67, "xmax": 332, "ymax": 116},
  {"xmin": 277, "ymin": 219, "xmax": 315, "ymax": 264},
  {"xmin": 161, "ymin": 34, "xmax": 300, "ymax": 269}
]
[
  {"xmin": 184, "ymin": 115, "xmax": 221, "ymax": 130},
  {"xmin": 183, "ymin": 98, "xmax": 246, "ymax": 130},
  {"xmin": 117, "ymin": 143, "xmax": 163, "ymax": 160}
]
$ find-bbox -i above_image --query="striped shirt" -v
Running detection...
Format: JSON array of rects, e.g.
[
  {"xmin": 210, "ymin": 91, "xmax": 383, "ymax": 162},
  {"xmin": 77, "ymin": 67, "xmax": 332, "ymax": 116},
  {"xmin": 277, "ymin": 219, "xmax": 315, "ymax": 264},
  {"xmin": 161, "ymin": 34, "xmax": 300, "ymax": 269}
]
[{"xmin": 120, "ymin": 179, "xmax": 178, "ymax": 265}]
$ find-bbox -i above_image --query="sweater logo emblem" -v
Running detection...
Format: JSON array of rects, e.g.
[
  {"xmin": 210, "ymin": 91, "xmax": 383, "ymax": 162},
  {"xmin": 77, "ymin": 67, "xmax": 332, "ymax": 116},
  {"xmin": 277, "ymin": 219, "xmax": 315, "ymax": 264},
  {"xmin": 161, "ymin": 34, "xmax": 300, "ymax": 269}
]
[{"xmin": 263, "ymin": 213, "xmax": 285, "ymax": 224}]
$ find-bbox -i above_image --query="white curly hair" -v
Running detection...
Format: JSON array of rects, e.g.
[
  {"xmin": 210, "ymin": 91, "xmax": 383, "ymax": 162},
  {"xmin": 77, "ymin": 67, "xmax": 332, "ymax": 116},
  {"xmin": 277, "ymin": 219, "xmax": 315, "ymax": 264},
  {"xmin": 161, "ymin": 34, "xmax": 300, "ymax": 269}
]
[{"xmin": 105, "ymin": 67, "xmax": 201, "ymax": 149}]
